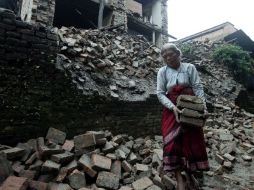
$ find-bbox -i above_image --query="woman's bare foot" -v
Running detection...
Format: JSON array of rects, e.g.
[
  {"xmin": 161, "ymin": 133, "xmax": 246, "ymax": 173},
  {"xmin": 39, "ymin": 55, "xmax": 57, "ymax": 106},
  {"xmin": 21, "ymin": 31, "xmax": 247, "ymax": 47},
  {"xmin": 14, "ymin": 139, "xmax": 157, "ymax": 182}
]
[{"xmin": 175, "ymin": 170, "xmax": 186, "ymax": 190}]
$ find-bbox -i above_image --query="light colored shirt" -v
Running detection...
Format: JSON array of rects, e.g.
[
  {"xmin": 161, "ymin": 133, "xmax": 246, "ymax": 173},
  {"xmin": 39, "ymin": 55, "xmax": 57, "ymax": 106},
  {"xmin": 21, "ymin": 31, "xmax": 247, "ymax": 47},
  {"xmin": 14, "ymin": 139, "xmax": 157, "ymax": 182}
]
[{"xmin": 156, "ymin": 62, "xmax": 206, "ymax": 110}]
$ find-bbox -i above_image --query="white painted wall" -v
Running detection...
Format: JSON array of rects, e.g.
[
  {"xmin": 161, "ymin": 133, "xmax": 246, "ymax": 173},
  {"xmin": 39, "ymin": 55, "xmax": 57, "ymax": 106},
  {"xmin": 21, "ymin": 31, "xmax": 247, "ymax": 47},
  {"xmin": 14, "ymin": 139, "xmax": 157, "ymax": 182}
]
[
  {"xmin": 152, "ymin": 0, "xmax": 162, "ymax": 28},
  {"xmin": 21, "ymin": 0, "xmax": 33, "ymax": 22}
]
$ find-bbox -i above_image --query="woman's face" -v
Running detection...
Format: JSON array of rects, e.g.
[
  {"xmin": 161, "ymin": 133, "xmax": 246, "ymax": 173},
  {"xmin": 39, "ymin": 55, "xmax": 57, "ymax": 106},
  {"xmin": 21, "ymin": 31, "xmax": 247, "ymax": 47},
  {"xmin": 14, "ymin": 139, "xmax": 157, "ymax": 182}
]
[{"xmin": 161, "ymin": 49, "xmax": 180, "ymax": 69}]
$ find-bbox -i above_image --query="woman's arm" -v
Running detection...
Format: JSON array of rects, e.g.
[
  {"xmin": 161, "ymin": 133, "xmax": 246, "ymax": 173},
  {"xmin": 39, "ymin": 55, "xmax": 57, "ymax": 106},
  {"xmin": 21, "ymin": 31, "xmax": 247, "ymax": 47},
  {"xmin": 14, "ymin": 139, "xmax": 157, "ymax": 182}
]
[
  {"xmin": 156, "ymin": 68, "xmax": 175, "ymax": 110},
  {"xmin": 188, "ymin": 64, "xmax": 207, "ymax": 109}
]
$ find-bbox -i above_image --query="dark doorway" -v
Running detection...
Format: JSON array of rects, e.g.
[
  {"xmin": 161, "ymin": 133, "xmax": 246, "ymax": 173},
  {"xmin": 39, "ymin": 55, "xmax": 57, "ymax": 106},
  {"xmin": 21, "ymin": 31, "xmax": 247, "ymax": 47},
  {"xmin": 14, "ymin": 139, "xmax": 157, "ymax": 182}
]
[{"xmin": 53, "ymin": 0, "xmax": 112, "ymax": 29}]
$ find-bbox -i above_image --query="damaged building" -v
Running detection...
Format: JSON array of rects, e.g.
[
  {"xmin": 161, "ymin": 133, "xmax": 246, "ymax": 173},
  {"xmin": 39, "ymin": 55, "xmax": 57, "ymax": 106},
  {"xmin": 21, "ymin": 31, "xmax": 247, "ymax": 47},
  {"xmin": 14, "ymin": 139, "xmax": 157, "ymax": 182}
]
[
  {"xmin": 0, "ymin": 0, "xmax": 176, "ymax": 143},
  {"xmin": 13, "ymin": 0, "xmax": 176, "ymax": 47}
]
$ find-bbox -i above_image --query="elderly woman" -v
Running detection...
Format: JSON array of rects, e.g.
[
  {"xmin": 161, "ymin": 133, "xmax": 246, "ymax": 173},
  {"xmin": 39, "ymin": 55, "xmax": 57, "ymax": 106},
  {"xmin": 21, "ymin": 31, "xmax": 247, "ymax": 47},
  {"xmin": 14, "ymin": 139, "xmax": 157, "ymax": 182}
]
[{"xmin": 157, "ymin": 43, "xmax": 209, "ymax": 190}]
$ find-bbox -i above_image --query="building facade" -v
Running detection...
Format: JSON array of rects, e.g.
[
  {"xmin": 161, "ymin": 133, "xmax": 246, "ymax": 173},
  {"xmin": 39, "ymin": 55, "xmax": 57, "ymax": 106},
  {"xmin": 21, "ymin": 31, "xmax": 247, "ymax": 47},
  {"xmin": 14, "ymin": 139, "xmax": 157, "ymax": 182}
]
[
  {"xmin": 179, "ymin": 22, "xmax": 238, "ymax": 43},
  {"xmin": 15, "ymin": 0, "xmax": 175, "ymax": 47}
]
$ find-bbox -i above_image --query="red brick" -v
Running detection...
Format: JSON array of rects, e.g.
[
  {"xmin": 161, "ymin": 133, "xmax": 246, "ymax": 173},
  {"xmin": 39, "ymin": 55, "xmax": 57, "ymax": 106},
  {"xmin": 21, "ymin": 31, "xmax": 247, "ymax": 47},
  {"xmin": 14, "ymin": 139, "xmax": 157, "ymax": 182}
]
[
  {"xmin": 29, "ymin": 180, "xmax": 48, "ymax": 190},
  {"xmin": 62, "ymin": 140, "xmax": 74, "ymax": 152},
  {"xmin": 0, "ymin": 176, "xmax": 28, "ymax": 190},
  {"xmin": 91, "ymin": 154, "xmax": 111, "ymax": 171},
  {"xmin": 46, "ymin": 128, "xmax": 66, "ymax": 145},
  {"xmin": 74, "ymin": 133, "xmax": 96, "ymax": 150}
]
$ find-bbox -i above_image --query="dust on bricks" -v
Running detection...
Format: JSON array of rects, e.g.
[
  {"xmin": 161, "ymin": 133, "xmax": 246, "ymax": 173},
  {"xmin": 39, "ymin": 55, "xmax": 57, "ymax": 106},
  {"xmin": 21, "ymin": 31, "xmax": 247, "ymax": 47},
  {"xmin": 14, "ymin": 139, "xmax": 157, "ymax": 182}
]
[
  {"xmin": 74, "ymin": 133, "xmax": 96, "ymax": 150},
  {"xmin": 62, "ymin": 140, "xmax": 74, "ymax": 152},
  {"xmin": 111, "ymin": 160, "xmax": 122, "ymax": 179},
  {"xmin": 91, "ymin": 154, "xmax": 112, "ymax": 171},
  {"xmin": 2, "ymin": 147, "xmax": 25, "ymax": 159},
  {"xmin": 29, "ymin": 180, "xmax": 48, "ymax": 190},
  {"xmin": 96, "ymin": 171, "xmax": 120, "ymax": 190},
  {"xmin": 78, "ymin": 154, "xmax": 97, "ymax": 177},
  {"xmin": 51, "ymin": 151, "xmax": 74, "ymax": 164},
  {"xmin": 0, "ymin": 176, "xmax": 28, "ymax": 190},
  {"xmin": 122, "ymin": 160, "xmax": 132, "ymax": 172},
  {"xmin": 41, "ymin": 160, "xmax": 60, "ymax": 173},
  {"xmin": 132, "ymin": 177, "xmax": 153, "ymax": 190},
  {"xmin": 46, "ymin": 127, "xmax": 66, "ymax": 145},
  {"xmin": 68, "ymin": 169, "xmax": 86, "ymax": 190}
]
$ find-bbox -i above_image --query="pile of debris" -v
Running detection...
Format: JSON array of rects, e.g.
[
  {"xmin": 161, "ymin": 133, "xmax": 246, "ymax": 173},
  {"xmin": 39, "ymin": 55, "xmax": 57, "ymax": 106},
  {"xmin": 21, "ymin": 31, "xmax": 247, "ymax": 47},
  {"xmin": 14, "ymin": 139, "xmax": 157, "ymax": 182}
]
[
  {"xmin": 55, "ymin": 27, "xmax": 161, "ymax": 100},
  {"xmin": 57, "ymin": 26, "xmax": 161, "ymax": 78},
  {"xmin": 178, "ymin": 41, "xmax": 244, "ymax": 108},
  {"xmin": 1, "ymin": 104, "xmax": 254, "ymax": 190},
  {"xmin": 0, "ymin": 127, "xmax": 175, "ymax": 190},
  {"xmin": 202, "ymin": 101, "xmax": 254, "ymax": 189}
]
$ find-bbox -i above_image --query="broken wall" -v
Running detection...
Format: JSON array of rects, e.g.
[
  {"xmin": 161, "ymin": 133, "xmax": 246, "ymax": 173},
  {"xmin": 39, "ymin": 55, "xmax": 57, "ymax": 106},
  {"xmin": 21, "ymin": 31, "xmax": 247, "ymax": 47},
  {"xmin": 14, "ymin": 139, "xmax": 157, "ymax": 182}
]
[
  {"xmin": 111, "ymin": 0, "xmax": 127, "ymax": 29},
  {"xmin": 21, "ymin": 0, "xmax": 55, "ymax": 27},
  {"xmin": 0, "ymin": 9, "xmax": 163, "ymax": 145}
]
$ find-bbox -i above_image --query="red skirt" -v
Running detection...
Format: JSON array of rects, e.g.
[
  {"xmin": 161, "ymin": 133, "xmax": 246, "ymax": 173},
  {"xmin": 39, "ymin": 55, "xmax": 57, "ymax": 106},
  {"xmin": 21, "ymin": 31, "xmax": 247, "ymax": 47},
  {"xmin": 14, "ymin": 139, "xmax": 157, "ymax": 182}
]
[{"xmin": 162, "ymin": 86, "xmax": 209, "ymax": 172}]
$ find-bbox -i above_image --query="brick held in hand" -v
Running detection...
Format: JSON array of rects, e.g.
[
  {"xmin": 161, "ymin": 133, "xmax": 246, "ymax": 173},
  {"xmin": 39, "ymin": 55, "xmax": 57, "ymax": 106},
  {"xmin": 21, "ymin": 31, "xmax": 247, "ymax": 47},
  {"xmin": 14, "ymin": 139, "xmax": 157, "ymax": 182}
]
[
  {"xmin": 177, "ymin": 95, "xmax": 205, "ymax": 112},
  {"xmin": 177, "ymin": 101, "xmax": 205, "ymax": 112},
  {"xmin": 181, "ymin": 108, "xmax": 204, "ymax": 118},
  {"xmin": 177, "ymin": 95, "xmax": 204, "ymax": 104},
  {"xmin": 180, "ymin": 115, "xmax": 204, "ymax": 127}
]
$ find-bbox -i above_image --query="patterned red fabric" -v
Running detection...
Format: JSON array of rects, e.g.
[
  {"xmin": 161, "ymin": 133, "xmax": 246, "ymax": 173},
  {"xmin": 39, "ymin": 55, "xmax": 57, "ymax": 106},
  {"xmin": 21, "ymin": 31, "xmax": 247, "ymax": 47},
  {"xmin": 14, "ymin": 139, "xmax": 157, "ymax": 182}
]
[{"xmin": 162, "ymin": 86, "xmax": 209, "ymax": 172}]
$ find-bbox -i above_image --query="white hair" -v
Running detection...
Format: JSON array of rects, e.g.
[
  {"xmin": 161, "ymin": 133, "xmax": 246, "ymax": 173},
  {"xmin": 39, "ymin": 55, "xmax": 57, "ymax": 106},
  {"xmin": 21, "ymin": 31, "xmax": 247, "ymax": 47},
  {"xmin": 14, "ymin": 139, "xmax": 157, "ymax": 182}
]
[{"xmin": 160, "ymin": 43, "xmax": 182, "ymax": 57}]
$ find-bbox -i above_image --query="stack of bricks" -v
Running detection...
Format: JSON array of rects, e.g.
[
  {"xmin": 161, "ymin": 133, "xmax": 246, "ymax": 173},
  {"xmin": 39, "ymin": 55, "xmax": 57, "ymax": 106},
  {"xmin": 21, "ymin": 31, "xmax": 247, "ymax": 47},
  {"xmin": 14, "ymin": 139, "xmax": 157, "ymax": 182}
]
[
  {"xmin": 177, "ymin": 95, "xmax": 205, "ymax": 127},
  {"xmin": 0, "ymin": 127, "xmax": 176, "ymax": 190},
  {"xmin": 0, "ymin": 8, "xmax": 58, "ymax": 64}
]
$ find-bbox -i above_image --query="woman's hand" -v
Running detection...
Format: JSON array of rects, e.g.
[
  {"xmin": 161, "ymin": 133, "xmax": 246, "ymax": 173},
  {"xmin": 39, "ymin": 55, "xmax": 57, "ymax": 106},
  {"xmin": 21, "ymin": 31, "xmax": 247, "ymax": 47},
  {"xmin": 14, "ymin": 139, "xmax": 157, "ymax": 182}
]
[
  {"xmin": 173, "ymin": 106, "xmax": 182, "ymax": 122},
  {"xmin": 203, "ymin": 109, "xmax": 209, "ymax": 119}
]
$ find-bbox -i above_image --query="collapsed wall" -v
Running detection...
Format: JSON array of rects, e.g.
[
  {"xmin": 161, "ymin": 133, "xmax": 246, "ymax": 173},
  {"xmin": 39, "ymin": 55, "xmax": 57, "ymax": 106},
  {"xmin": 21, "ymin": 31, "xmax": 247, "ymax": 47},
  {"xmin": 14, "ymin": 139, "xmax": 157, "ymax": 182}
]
[{"xmin": 0, "ymin": 8, "xmax": 163, "ymax": 145}]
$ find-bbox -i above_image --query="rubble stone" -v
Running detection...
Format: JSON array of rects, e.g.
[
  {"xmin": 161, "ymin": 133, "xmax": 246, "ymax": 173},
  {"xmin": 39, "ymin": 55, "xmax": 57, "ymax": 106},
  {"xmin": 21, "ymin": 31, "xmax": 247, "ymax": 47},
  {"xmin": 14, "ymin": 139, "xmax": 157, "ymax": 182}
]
[
  {"xmin": 66, "ymin": 160, "xmax": 78, "ymax": 173},
  {"xmin": 51, "ymin": 151, "xmax": 74, "ymax": 164},
  {"xmin": 46, "ymin": 127, "xmax": 66, "ymax": 145},
  {"xmin": 0, "ymin": 152, "xmax": 13, "ymax": 182},
  {"xmin": 135, "ymin": 163, "xmax": 149, "ymax": 172},
  {"xmin": 47, "ymin": 183, "xmax": 72, "ymax": 190},
  {"xmin": 111, "ymin": 160, "xmax": 122, "ymax": 179},
  {"xmin": 161, "ymin": 175, "xmax": 175, "ymax": 190},
  {"xmin": 215, "ymin": 154, "xmax": 224, "ymax": 164},
  {"xmin": 56, "ymin": 167, "xmax": 68, "ymax": 182},
  {"xmin": 223, "ymin": 153, "xmax": 235, "ymax": 162},
  {"xmin": 96, "ymin": 171, "xmax": 120, "ymax": 190},
  {"xmin": 19, "ymin": 169, "xmax": 37, "ymax": 180},
  {"xmin": 146, "ymin": 185, "xmax": 162, "ymax": 190},
  {"xmin": 153, "ymin": 175, "xmax": 165, "ymax": 190},
  {"xmin": 223, "ymin": 161, "xmax": 233, "ymax": 169},
  {"xmin": 68, "ymin": 169, "xmax": 86, "ymax": 190},
  {"xmin": 62, "ymin": 140, "xmax": 74, "ymax": 152},
  {"xmin": 78, "ymin": 154, "xmax": 97, "ymax": 178},
  {"xmin": 2, "ymin": 147, "xmax": 25, "ymax": 159},
  {"xmin": 39, "ymin": 145, "xmax": 64, "ymax": 158},
  {"xmin": 41, "ymin": 160, "xmax": 60, "ymax": 173},
  {"xmin": 29, "ymin": 180, "xmax": 48, "ymax": 190},
  {"xmin": 91, "ymin": 154, "xmax": 112, "ymax": 171},
  {"xmin": 74, "ymin": 133, "xmax": 96, "ymax": 150},
  {"xmin": 122, "ymin": 160, "xmax": 132, "ymax": 172},
  {"xmin": 0, "ymin": 176, "xmax": 28, "ymax": 190},
  {"xmin": 242, "ymin": 155, "xmax": 252, "ymax": 162},
  {"xmin": 132, "ymin": 177, "xmax": 153, "ymax": 190}
]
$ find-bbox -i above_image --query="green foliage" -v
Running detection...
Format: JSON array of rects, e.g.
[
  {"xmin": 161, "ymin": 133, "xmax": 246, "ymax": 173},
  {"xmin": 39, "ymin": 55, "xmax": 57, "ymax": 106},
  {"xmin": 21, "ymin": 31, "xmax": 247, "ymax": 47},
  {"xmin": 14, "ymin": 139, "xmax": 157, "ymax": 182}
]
[
  {"xmin": 212, "ymin": 44, "xmax": 254, "ymax": 76},
  {"xmin": 180, "ymin": 43, "xmax": 194, "ymax": 57}
]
